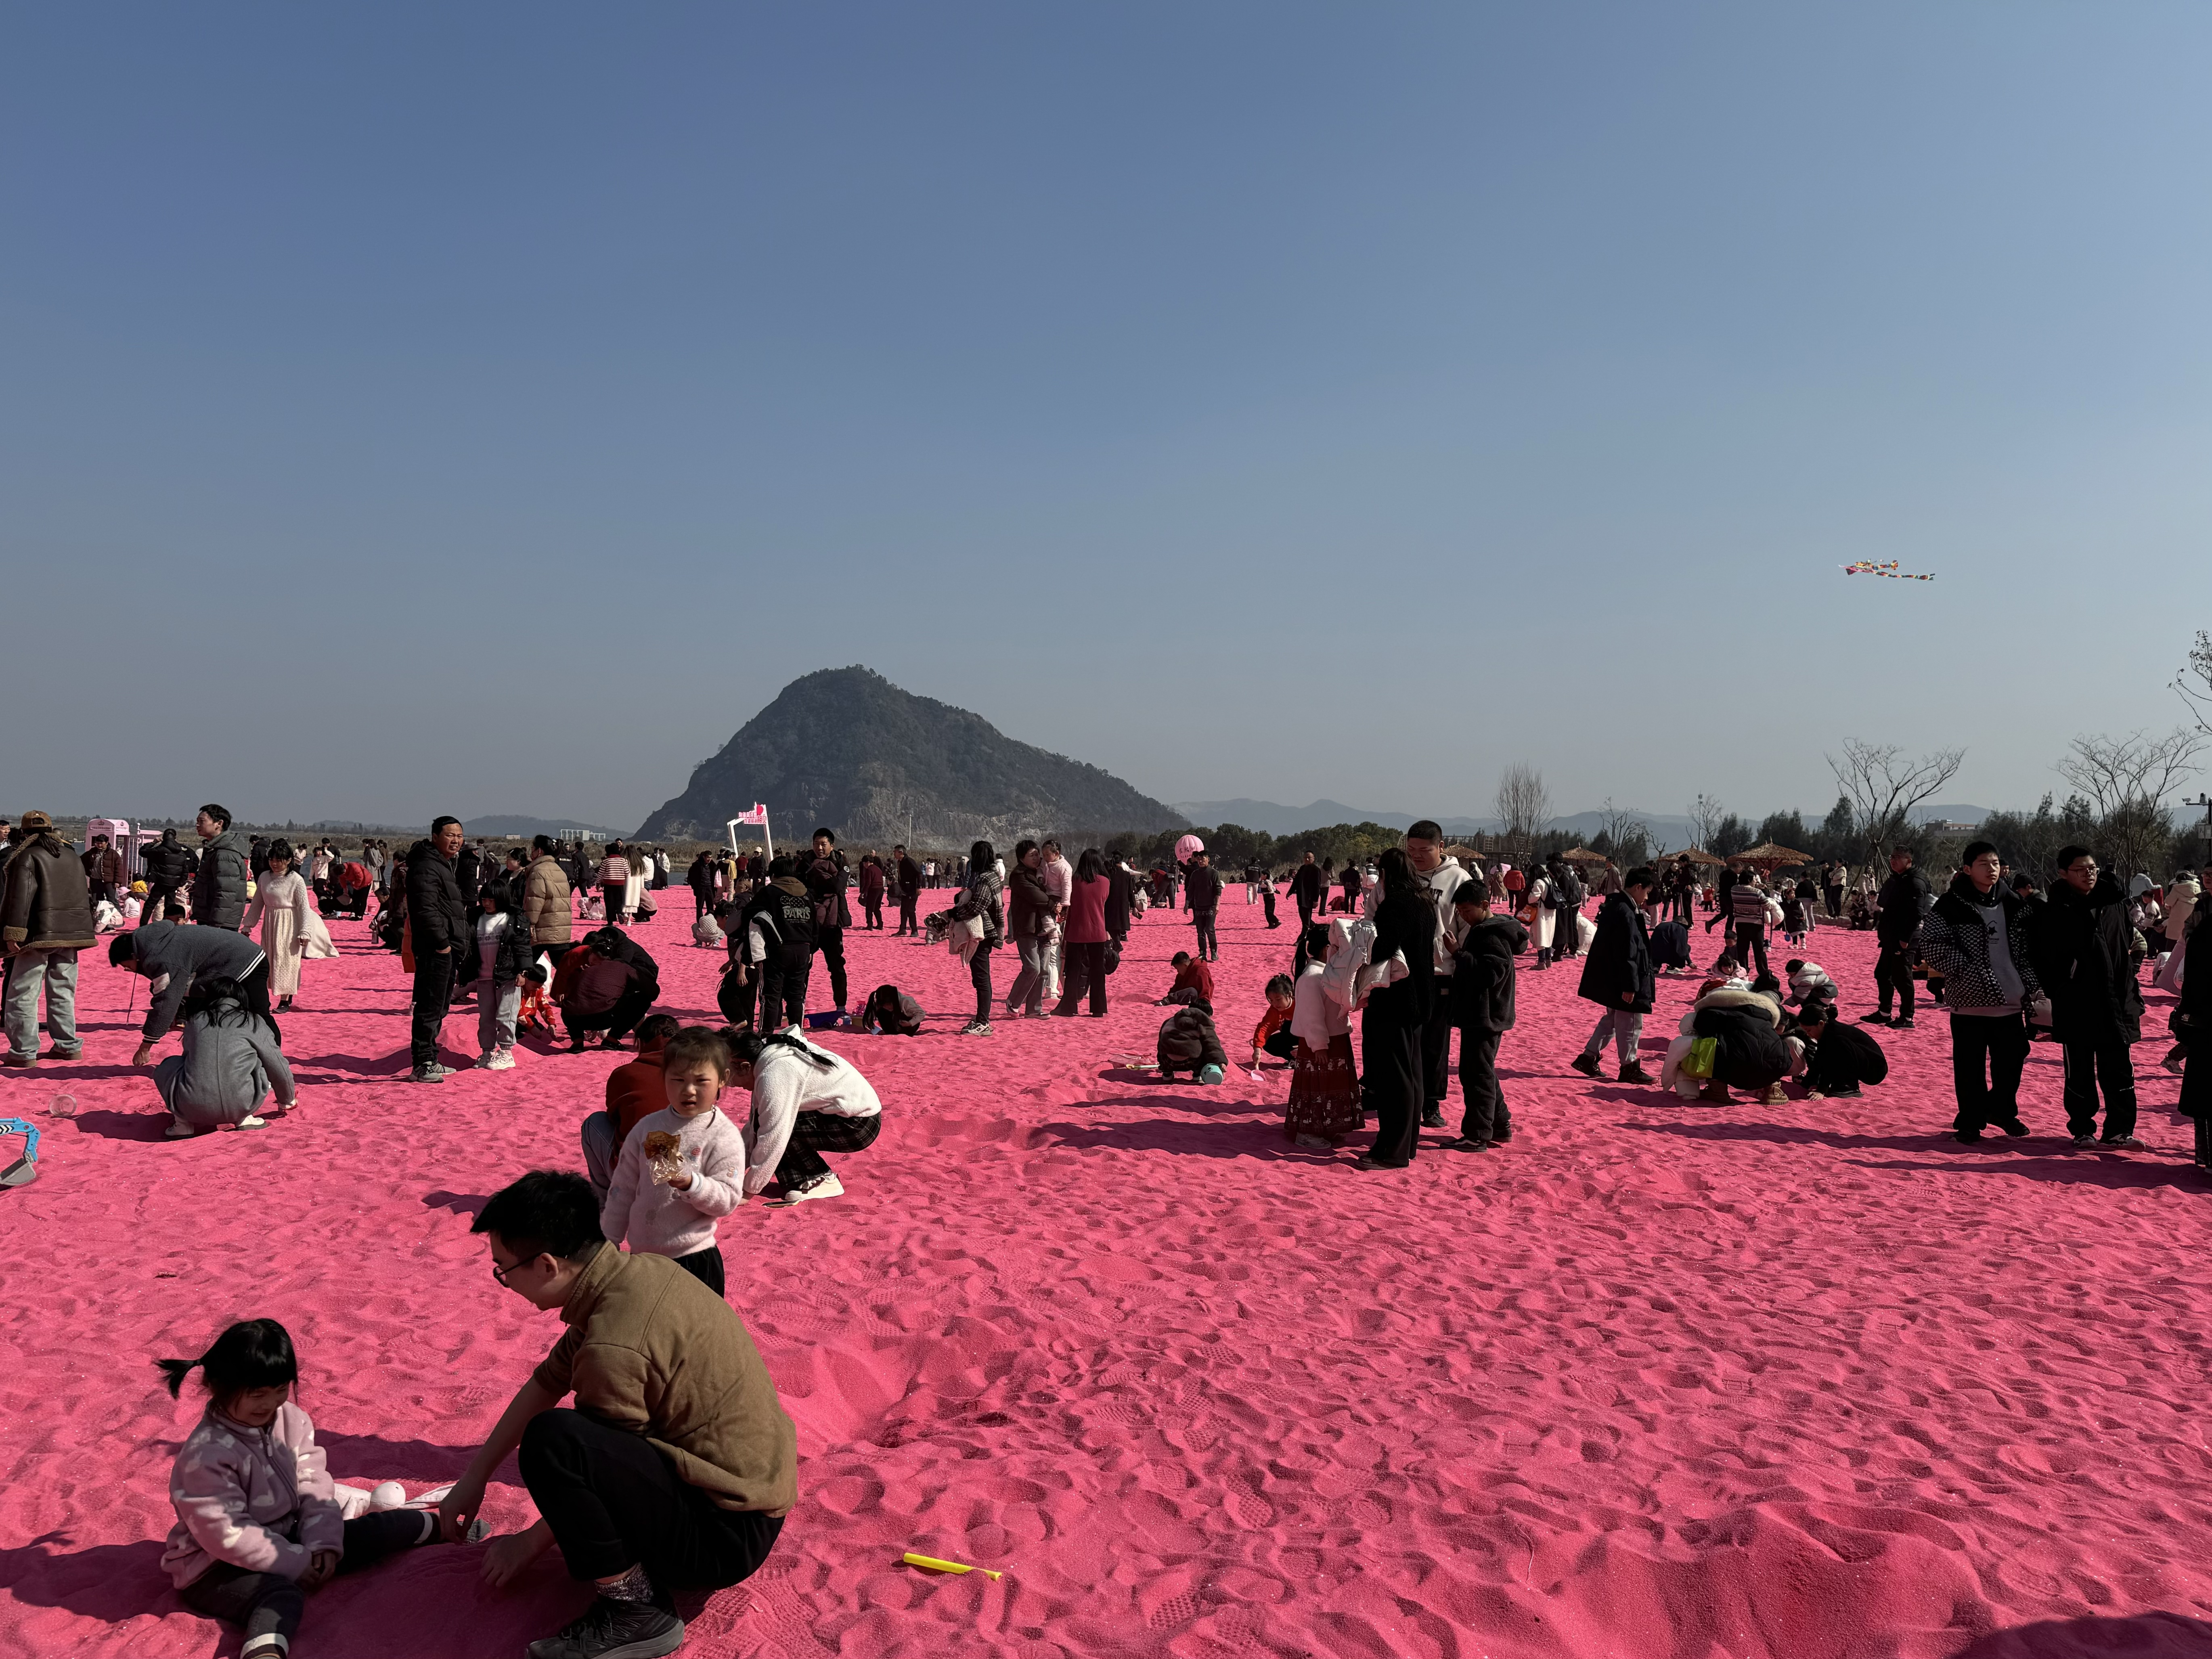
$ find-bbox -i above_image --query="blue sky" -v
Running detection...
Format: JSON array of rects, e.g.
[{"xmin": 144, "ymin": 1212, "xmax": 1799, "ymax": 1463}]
[{"xmin": 5, "ymin": 4, "xmax": 2208, "ymax": 833}]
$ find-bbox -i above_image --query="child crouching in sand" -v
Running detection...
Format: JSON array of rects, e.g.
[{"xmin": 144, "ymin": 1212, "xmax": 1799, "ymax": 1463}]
[
  {"xmin": 161, "ymin": 1320, "xmax": 475, "ymax": 1659},
  {"xmin": 600, "ymin": 1025, "xmax": 748, "ymax": 1298}
]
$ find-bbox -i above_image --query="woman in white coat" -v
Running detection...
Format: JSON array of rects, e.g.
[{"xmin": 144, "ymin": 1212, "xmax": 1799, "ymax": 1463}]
[
  {"xmin": 240, "ymin": 839, "xmax": 337, "ymax": 1010},
  {"xmin": 1520, "ymin": 867, "xmax": 1556, "ymax": 968}
]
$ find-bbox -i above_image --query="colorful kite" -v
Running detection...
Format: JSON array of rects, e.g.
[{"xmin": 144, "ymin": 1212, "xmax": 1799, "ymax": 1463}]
[{"xmin": 1842, "ymin": 559, "xmax": 1935, "ymax": 581}]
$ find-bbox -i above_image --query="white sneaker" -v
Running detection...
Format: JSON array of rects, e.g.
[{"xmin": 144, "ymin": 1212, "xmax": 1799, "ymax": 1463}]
[
  {"xmin": 771, "ymin": 1173, "xmax": 844, "ymax": 1205},
  {"xmin": 484, "ymin": 1050, "xmax": 516, "ymax": 1071},
  {"xmin": 472, "ymin": 1052, "xmax": 495, "ymax": 1068},
  {"xmin": 165, "ymin": 1117, "xmax": 198, "ymax": 1140},
  {"xmin": 237, "ymin": 1116, "xmax": 267, "ymax": 1130}
]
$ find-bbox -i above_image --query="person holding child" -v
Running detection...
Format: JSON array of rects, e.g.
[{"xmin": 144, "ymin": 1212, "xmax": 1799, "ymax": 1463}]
[
  {"xmin": 445, "ymin": 1171, "xmax": 795, "ymax": 1659},
  {"xmin": 160, "ymin": 1320, "xmax": 475, "ymax": 1659},
  {"xmin": 600, "ymin": 1025, "xmax": 751, "ymax": 1294}
]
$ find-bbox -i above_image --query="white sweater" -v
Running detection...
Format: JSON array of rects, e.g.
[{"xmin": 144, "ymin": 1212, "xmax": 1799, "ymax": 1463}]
[
  {"xmin": 744, "ymin": 1037, "xmax": 882, "ymax": 1196},
  {"xmin": 1290, "ymin": 960, "xmax": 1349, "ymax": 1047},
  {"xmin": 601, "ymin": 1105, "xmax": 749, "ymax": 1260}
]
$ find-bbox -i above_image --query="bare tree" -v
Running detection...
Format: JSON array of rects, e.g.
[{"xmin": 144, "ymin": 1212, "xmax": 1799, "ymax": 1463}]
[
  {"xmin": 2053, "ymin": 728, "xmax": 2206, "ymax": 821},
  {"xmin": 2176, "ymin": 631, "xmax": 2212, "ymax": 737},
  {"xmin": 1685, "ymin": 794, "xmax": 1726, "ymax": 854},
  {"xmin": 1598, "ymin": 797, "xmax": 1647, "ymax": 850},
  {"xmin": 1826, "ymin": 739, "xmax": 1966, "ymax": 866},
  {"xmin": 1494, "ymin": 763, "xmax": 1552, "ymax": 851}
]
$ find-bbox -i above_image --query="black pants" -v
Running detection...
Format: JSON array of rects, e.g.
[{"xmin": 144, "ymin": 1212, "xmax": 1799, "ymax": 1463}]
[
  {"xmin": 1420, "ymin": 992, "xmax": 1454, "ymax": 1111},
  {"xmin": 970, "ymin": 942, "xmax": 995, "ymax": 1023},
  {"xmin": 1734, "ymin": 923, "xmax": 1770, "ymax": 979},
  {"xmin": 1261, "ymin": 890, "xmax": 1278, "ymax": 927},
  {"xmin": 1457, "ymin": 1028, "xmax": 1508, "ymax": 1143},
  {"xmin": 601, "ymin": 883, "xmax": 626, "ymax": 923},
  {"xmin": 897, "ymin": 895, "xmax": 919, "ymax": 935},
  {"xmin": 755, "ymin": 955, "xmax": 809, "ymax": 1031},
  {"xmin": 776, "ymin": 1109, "xmax": 882, "ymax": 1188},
  {"xmin": 1053, "ymin": 940, "xmax": 1109, "ymax": 1016},
  {"xmin": 2061, "ymin": 1037, "xmax": 2138, "ymax": 1140},
  {"xmin": 672, "ymin": 1245, "xmax": 726, "ymax": 1297},
  {"xmin": 1825, "ymin": 884, "xmax": 1843, "ymax": 917},
  {"xmin": 1951, "ymin": 1012, "xmax": 2029, "ymax": 1133},
  {"xmin": 1361, "ymin": 1012, "xmax": 1422, "ymax": 1167},
  {"xmin": 1875, "ymin": 941, "xmax": 1917, "ymax": 1019},
  {"xmin": 180, "ymin": 1510, "xmax": 431, "ymax": 1653},
  {"xmin": 1192, "ymin": 911, "xmax": 1217, "ymax": 960},
  {"xmin": 518, "ymin": 1409, "xmax": 783, "ymax": 1587},
  {"xmin": 1296, "ymin": 897, "xmax": 1314, "ymax": 932},
  {"xmin": 716, "ymin": 965, "xmax": 758, "ymax": 1031},
  {"xmin": 861, "ymin": 901, "xmax": 883, "ymax": 930},
  {"xmin": 564, "ymin": 984, "xmax": 656, "ymax": 1047},
  {"xmin": 411, "ymin": 950, "xmax": 455, "ymax": 1067},
  {"xmin": 145, "ymin": 881, "xmax": 185, "ymax": 922},
  {"xmin": 693, "ymin": 891, "xmax": 712, "ymax": 920},
  {"xmin": 816, "ymin": 928, "xmax": 848, "ymax": 1009},
  {"xmin": 345, "ymin": 887, "xmax": 370, "ymax": 918}
]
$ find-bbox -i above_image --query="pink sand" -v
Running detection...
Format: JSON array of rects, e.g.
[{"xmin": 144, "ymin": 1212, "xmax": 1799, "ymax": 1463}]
[{"xmin": 4, "ymin": 895, "xmax": 2210, "ymax": 1658}]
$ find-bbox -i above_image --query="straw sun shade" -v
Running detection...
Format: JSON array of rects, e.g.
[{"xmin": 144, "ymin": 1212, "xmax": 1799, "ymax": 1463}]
[{"xmin": 1728, "ymin": 843, "xmax": 1815, "ymax": 867}]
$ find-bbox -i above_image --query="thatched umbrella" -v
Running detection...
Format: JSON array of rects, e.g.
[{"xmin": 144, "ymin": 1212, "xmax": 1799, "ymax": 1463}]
[
  {"xmin": 1666, "ymin": 847, "xmax": 1726, "ymax": 866},
  {"xmin": 1729, "ymin": 842, "xmax": 1815, "ymax": 871},
  {"xmin": 1558, "ymin": 846, "xmax": 1612, "ymax": 865}
]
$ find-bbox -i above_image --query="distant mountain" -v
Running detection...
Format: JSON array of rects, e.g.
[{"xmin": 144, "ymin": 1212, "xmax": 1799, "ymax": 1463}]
[
  {"xmin": 636, "ymin": 667, "xmax": 1188, "ymax": 846},
  {"xmin": 465, "ymin": 815, "xmax": 627, "ymax": 840}
]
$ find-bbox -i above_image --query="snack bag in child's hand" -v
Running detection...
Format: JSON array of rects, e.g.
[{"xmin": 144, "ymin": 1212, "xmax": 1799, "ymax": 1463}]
[{"xmin": 645, "ymin": 1130, "xmax": 685, "ymax": 1186}]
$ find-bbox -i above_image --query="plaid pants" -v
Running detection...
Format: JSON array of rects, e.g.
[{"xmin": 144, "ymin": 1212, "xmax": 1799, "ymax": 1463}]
[{"xmin": 778, "ymin": 1110, "xmax": 882, "ymax": 1188}]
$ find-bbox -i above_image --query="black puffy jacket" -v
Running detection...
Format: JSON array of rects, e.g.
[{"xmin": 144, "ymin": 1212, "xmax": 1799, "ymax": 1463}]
[
  {"xmin": 1450, "ymin": 915, "xmax": 1528, "ymax": 1033},
  {"xmin": 191, "ymin": 832, "xmax": 252, "ymax": 930},
  {"xmin": 404, "ymin": 840, "xmax": 470, "ymax": 956},
  {"xmin": 1692, "ymin": 999, "xmax": 1792, "ymax": 1089},
  {"xmin": 2031, "ymin": 872, "xmax": 2143, "ymax": 1043},
  {"xmin": 1577, "ymin": 893, "xmax": 1654, "ymax": 1013},
  {"xmin": 143, "ymin": 834, "xmax": 195, "ymax": 886},
  {"xmin": 1157, "ymin": 1004, "xmax": 1226, "ymax": 1075},
  {"xmin": 1876, "ymin": 867, "xmax": 1933, "ymax": 946}
]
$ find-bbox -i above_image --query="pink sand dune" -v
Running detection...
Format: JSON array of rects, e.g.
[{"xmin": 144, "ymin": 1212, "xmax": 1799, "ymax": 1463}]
[{"xmin": 4, "ymin": 893, "xmax": 2210, "ymax": 1658}]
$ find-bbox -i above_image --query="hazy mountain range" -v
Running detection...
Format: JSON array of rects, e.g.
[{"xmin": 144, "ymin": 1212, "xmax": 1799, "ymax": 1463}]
[{"xmin": 1173, "ymin": 799, "xmax": 1996, "ymax": 842}]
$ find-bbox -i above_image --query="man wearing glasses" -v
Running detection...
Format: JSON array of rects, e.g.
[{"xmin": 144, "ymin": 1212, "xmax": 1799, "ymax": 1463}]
[
  {"xmin": 439, "ymin": 1171, "xmax": 794, "ymax": 1659},
  {"xmin": 1918, "ymin": 840, "xmax": 2041, "ymax": 1145},
  {"xmin": 2030, "ymin": 846, "xmax": 2146, "ymax": 1149}
]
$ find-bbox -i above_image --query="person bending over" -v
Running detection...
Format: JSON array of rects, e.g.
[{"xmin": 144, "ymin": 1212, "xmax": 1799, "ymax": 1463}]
[
  {"xmin": 444, "ymin": 1171, "xmax": 795, "ymax": 1659},
  {"xmin": 730, "ymin": 1028, "xmax": 883, "ymax": 1205}
]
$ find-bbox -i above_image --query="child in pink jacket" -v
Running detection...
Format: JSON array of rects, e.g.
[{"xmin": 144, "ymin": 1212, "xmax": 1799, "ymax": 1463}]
[{"xmin": 160, "ymin": 1320, "xmax": 474, "ymax": 1659}]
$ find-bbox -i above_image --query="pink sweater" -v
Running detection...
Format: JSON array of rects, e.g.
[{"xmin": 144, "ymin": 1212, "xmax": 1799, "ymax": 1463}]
[
  {"xmin": 600, "ymin": 1104, "xmax": 748, "ymax": 1260},
  {"xmin": 162, "ymin": 1402, "xmax": 343, "ymax": 1588}
]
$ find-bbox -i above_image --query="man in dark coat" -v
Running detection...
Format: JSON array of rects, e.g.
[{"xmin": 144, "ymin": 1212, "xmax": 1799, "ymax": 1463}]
[
  {"xmin": 141, "ymin": 827, "xmax": 195, "ymax": 923},
  {"xmin": 802, "ymin": 829, "xmax": 854, "ymax": 1016},
  {"xmin": 4, "ymin": 811, "xmax": 97, "ymax": 1066},
  {"xmin": 2031, "ymin": 846, "xmax": 2145, "ymax": 1148},
  {"xmin": 1356, "ymin": 850, "xmax": 1438, "ymax": 1171},
  {"xmin": 1289, "ymin": 853, "xmax": 1324, "ymax": 932},
  {"xmin": 190, "ymin": 804, "xmax": 252, "ymax": 931},
  {"xmin": 1868, "ymin": 847, "xmax": 1932, "ymax": 1029},
  {"xmin": 405, "ymin": 816, "xmax": 471, "ymax": 1082},
  {"xmin": 1104, "ymin": 859, "xmax": 1136, "ymax": 945},
  {"xmin": 80, "ymin": 834, "xmax": 124, "ymax": 909},
  {"xmin": 892, "ymin": 845, "xmax": 923, "ymax": 937},
  {"xmin": 118, "ymin": 919, "xmax": 279, "ymax": 1059},
  {"xmin": 1571, "ymin": 867, "xmax": 1657, "ymax": 1084},
  {"xmin": 1440, "ymin": 885, "xmax": 1528, "ymax": 1150},
  {"xmin": 562, "ymin": 927, "xmax": 662, "ymax": 1051}
]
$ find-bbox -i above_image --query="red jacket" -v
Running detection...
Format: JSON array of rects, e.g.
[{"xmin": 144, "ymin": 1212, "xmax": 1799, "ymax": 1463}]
[{"xmin": 605, "ymin": 1055, "xmax": 667, "ymax": 1146}]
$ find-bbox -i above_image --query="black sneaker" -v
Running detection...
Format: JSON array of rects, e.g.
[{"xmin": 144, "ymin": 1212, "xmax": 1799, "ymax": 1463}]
[
  {"xmin": 1996, "ymin": 1118, "xmax": 2030, "ymax": 1138},
  {"xmin": 1439, "ymin": 1137, "xmax": 1491, "ymax": 1152},
  {"xmin": 1892, "ymin": 1018, "xmax": 1916, "ymax": 1031},
  {"xmin": 1420, "ymin": 1109, "xmax": 1445, "ymax": 1129},
  {"xmin": 1568, "ymin": 1052, "xmax": 1601, "ymax": 1078},
  {"xmin": 1862, "ymin": 1012, "xmax": 1892, "ymax": 1026},
  {"xmin": 526, "ymin": 1596, "xmax": 685, "ymax": 1659},
  {"xmin": 1953, "ymin": 1130, "xmax": 1984, "ymax": 1144},
  {"xmin": 2101, "ymin": 1135, "xmax": 2147, "ymax": 1150}
]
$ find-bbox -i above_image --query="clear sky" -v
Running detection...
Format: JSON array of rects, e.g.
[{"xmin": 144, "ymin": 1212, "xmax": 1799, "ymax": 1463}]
[{"xmin": 5, "ymin": 4, "xmax": 2208, "ymax": 834}]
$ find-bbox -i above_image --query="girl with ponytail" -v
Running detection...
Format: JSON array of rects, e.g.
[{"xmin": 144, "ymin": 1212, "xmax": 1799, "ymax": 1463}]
[{"xmin": 157, "ymin": 1320, "xmax": 475, "ymax": 1659}]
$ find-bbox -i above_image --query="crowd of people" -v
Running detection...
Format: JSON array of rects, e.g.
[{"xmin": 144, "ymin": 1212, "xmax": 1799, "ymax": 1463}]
[{"xmin": 7, "ymin": 797, "xmax": 2211, "ymax": 1659}]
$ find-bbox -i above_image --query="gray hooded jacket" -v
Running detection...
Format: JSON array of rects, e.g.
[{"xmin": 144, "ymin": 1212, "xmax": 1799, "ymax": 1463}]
[{"xmin": 156, "ymin": 998, "xmax": 295, "ymax": 1127}]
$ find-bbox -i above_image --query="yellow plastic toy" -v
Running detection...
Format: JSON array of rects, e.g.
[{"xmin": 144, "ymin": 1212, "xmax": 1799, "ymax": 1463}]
[{"xmin": 902, "ymin": 1552, "xmax": 1003, "ymax": 1581}]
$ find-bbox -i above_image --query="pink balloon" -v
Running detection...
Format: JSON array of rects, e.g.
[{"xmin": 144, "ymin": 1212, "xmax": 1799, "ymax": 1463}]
[{"xmin": 1174, "ymin": 834, "xmax": 1205, "ymax": 863}]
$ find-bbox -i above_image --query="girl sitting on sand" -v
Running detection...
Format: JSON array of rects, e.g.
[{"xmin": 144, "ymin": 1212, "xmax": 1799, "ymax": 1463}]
[{"xmin": 159, "ymin": 1320, "xmax": 476, "ymax": 1659}]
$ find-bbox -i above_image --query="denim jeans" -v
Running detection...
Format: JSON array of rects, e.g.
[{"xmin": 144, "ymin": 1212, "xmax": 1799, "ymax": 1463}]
[{"xmin": 4, "ymin": 947, "xmax": 78, "ymax": 1059}]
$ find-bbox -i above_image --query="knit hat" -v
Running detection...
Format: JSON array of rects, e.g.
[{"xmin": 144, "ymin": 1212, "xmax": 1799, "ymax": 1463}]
[{"xmin": 17, "ymin": 810, "xmax": 52, "ymax": 832}]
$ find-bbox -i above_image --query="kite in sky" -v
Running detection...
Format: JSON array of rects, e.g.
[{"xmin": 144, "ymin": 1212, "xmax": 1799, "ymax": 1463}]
[{"xmin": 1842, "ymin": 559, "xmax": 1935, "ymax": 581}]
